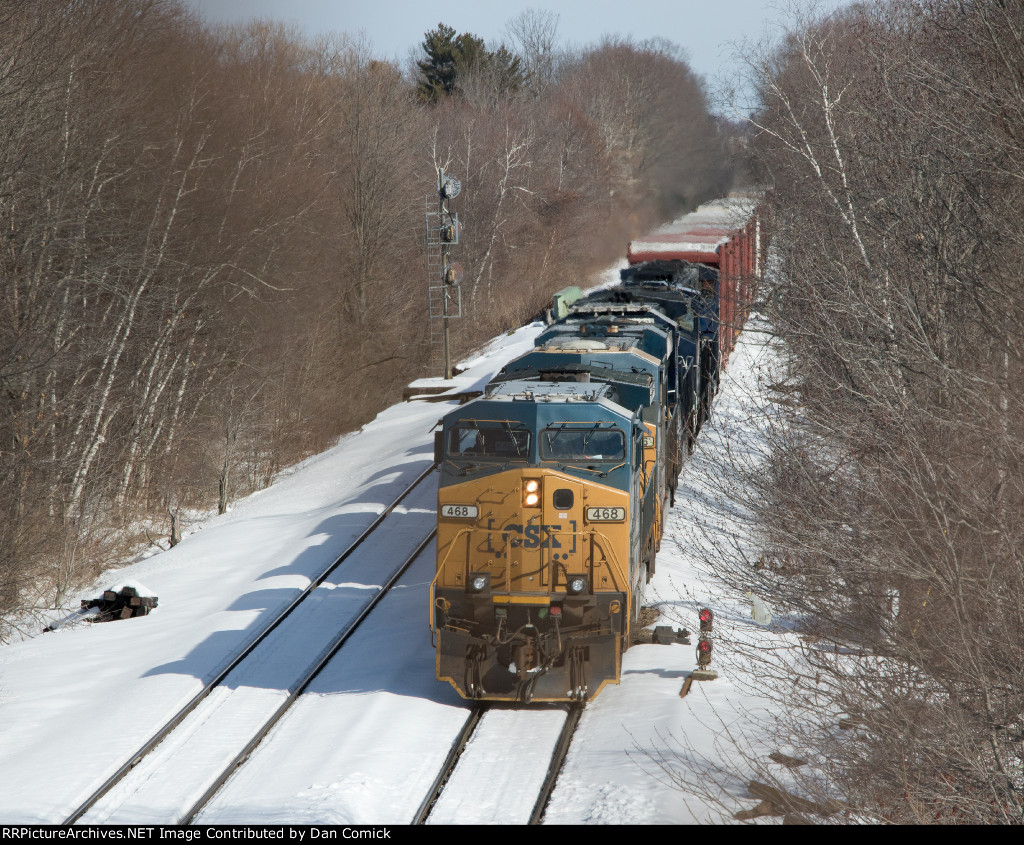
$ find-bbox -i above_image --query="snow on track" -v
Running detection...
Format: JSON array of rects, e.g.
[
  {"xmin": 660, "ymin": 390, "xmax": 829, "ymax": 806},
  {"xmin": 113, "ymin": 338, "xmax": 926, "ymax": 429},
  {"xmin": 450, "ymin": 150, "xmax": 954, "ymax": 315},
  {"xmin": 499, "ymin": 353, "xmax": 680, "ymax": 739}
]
[
  {"xmin": 194, "ymin": 551, "xmax": 469, "ymax": 825},
  {"xmin": 426, "ymin": 707, "xmax": 568, "ymax": 825},
  {"xmin": 80, "ymin": 483, "xmax": 438, "ymax": 824}
]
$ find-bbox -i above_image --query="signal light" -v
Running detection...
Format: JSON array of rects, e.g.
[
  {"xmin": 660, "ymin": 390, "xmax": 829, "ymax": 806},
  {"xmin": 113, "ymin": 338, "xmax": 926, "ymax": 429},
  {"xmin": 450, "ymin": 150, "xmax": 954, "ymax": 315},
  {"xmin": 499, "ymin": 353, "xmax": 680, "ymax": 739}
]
[
  {"xmin": 699, "ymin": 607, "xmax": 713, "ymax": 633},
  {"xmin": 440, "ymin": 175, "xmax": 461, "ymax": 199},
  {"xmin": 696, "ymin": 638, "xmax": 713, "ymax": 669}
]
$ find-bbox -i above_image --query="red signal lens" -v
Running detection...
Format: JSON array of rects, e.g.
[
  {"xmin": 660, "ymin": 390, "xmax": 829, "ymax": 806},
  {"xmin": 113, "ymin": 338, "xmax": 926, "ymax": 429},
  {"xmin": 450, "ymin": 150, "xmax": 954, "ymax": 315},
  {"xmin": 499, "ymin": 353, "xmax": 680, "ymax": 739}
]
[
  {"xmin": 699, "ymin": 607, "xmax": 713, "ymax": 632},
  {"xmin": 696, "ymin": 637, "xmax": 713, "ymax": 668}
]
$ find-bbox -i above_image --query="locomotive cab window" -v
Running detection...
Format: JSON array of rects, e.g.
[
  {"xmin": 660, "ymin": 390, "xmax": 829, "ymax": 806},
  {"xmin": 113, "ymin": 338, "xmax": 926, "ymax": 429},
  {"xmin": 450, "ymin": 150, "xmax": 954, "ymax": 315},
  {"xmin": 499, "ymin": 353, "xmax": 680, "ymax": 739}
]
[
  {"xmin": 447, "ymin": 424, "xmax": 530, "ymax": 459},
  {"xmin": 540, "ymin": 427, "xmax": 625, "ymax": 462}
]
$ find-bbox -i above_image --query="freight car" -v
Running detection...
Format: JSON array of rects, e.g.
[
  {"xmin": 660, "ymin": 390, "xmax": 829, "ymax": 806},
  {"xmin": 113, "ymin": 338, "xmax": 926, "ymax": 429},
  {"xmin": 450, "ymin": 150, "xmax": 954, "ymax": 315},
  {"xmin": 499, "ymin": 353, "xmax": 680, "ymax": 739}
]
[{"xmin": 429, "ymin": 194, "xmax": 764, "ymax": 703}]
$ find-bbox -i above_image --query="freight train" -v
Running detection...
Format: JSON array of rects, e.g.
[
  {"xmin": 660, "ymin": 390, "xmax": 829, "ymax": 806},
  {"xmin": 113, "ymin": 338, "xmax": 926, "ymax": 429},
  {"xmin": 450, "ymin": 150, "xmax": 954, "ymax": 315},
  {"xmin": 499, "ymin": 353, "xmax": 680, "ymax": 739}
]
[{"xmin": 430, "ymin": 195, "xmax": 765, "ymax": 703}]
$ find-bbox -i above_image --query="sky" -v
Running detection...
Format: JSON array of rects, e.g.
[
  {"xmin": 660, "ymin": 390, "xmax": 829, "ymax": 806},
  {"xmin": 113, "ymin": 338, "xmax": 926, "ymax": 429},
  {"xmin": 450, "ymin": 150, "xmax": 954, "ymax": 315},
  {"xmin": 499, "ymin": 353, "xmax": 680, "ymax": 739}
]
[{"xmin": 182, "ymin": 0, "xmax": 850, "ymax": 95}]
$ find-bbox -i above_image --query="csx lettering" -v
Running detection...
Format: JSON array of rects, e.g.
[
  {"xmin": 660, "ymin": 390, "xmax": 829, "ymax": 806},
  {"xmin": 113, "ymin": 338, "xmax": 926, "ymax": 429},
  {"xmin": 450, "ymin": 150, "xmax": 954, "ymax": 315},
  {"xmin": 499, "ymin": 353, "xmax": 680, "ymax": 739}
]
[
  {"xmin": 524, "ymin": 523, "xmax": 540, "ymax": 546},
  {"xmin": 498, "ymin": 524, "xmax": 563, "ymax": 549}
]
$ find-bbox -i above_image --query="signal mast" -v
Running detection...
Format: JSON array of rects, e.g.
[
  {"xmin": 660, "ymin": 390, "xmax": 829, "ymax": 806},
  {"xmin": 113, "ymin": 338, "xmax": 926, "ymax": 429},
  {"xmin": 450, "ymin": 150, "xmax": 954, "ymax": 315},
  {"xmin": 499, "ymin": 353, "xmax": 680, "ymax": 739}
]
[{"xmin": 425, "ymin": 169, "xmax": 463, "ymax": 379}]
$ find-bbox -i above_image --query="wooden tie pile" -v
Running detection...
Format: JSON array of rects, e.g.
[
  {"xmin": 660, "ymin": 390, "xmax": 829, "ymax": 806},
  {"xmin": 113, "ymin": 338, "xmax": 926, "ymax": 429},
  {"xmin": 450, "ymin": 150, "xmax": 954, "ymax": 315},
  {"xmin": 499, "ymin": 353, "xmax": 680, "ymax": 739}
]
[{"xmin": 81, "ymin": 586, "xmax": 158, "ymax": 621}]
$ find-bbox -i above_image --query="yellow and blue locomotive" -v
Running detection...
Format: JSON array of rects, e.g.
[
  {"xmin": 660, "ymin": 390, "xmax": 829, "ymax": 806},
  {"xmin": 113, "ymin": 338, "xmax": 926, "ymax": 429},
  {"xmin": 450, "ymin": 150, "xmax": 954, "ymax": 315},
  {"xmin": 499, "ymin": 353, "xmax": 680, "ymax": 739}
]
[{"xmin": 432, "ymin": 378, "xmax": 652, "ymax": 702}]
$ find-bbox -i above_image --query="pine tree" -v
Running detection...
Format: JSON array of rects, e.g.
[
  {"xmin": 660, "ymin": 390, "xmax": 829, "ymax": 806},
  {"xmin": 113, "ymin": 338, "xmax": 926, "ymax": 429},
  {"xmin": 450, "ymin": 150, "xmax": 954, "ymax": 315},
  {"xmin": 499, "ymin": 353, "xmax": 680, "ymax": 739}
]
[
  {"xmin": 484, "ymin": 45, "xmax": 524, "ymax": 96},
  {"xmin": 417, "ymin": 23, "xmax": 524, "ymax": 103},
  {"xmin": 416, "ymin": 23, "xmax": 460, "ymax": 102}
]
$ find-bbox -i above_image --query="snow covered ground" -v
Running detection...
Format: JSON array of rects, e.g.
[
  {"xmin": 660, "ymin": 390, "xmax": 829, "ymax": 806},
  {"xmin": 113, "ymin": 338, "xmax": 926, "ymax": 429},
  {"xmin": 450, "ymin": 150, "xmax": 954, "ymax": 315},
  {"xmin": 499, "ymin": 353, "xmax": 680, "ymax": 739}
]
[{"xmin": 0, "ymin": 265, "xmax": 797, "ymax": 825}]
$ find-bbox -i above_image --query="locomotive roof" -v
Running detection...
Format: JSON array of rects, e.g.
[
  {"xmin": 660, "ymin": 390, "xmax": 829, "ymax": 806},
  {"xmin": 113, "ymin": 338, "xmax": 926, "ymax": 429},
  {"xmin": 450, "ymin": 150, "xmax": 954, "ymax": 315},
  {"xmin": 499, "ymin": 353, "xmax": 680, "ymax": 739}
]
[
  {"xmin": 489, "ymin": 364, "xmax": 656, "ymax": 420},
  {"xmin": 538, "ymin": 333, "xmax": 660, "ymax": 362},
  {"xmin": 539, "ymin": 314, "xmax": 670, "ymax": 343},
  {"xmin": 489, "ymin": 362, "xmax": 652, "ymax": 389},
  {"xmin": 485, "ymin": 378, "xmax": 623, "ymax": 404},
  {"xmin": 583, "ymin": 273, "xmax": 711, "ymax": 328},
  {"xmin": 618, "ymin": 260, "xmax": 712, "ymax": 290},
  {"xmin": 565, "ymin": 301, "xmax": 672, "ymax": 320}
]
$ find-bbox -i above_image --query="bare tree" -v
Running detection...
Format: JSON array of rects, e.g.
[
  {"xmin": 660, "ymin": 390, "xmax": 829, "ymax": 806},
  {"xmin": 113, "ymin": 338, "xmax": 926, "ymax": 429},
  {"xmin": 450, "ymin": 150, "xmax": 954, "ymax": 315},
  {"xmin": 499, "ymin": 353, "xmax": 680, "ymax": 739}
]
[
  {"xmin": 671, "ymin": 0, "xmax": 1024, "ymax": 824},
  {"xmin": 503, "ymin": 8, "xmax": 561, "ymax": 95}
]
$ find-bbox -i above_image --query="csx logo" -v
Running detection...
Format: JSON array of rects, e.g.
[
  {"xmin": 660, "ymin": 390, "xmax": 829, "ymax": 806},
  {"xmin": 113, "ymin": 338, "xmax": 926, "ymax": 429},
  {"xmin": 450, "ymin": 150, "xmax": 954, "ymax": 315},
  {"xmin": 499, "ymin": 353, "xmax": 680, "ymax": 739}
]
[
  {"xmin": 500, "ymin": 523, "xmax": 562, "ymax": 549},
  {"xmin": 483, "ymin": 519, "xmax": 578, "ymax": 556}
]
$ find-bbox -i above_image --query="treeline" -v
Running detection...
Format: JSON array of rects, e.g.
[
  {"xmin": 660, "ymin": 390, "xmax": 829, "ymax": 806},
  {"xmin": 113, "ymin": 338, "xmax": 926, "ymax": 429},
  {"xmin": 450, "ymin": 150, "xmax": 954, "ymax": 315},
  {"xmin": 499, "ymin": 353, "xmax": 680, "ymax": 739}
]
[
  {"xmin": 708, "ymin": 0, "xmax": 1024, "ymax": 824},
  {"xmin": 0, "ymin": 1, "xmax": 735, "ymax": 637}
]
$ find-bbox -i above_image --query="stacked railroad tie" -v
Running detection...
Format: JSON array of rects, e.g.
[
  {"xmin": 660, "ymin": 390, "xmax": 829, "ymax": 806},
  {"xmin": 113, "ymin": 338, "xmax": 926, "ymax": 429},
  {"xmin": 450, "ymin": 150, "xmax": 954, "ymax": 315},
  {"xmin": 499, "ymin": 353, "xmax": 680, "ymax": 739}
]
[{"xmin": 81, "ymin": 585, "xmax": 158, "ymax": 621}]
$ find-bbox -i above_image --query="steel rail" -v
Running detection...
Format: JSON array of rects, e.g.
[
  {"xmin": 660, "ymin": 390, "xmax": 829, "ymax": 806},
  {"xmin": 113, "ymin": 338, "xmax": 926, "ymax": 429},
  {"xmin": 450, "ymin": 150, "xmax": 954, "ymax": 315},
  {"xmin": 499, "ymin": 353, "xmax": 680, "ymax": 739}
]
[
  {"xmin": 412, "ymin": 704, "xmax": 488, "ymax": 824},
  {"xmin": 529, "ymin": 703, "xmax": 584, "ymax": 825},
  {"xmin": 63, "ymin": 461, "xmax": 438, "ymax": 825},
  {"xmin": 181, "ymin": 528, "xmax": 438, "ymax": 824},
  {"xmin": 415, "ymin": 702, "xmax": 584, "ymax": 826}
]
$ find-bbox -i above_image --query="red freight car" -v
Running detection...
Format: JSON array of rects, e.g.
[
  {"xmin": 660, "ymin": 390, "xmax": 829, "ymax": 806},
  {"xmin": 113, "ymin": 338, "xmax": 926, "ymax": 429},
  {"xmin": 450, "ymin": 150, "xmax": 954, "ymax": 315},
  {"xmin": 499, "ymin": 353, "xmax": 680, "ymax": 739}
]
[{"xmin": 627, "ymin": 194, "xmax": 765, "ymax": 369}]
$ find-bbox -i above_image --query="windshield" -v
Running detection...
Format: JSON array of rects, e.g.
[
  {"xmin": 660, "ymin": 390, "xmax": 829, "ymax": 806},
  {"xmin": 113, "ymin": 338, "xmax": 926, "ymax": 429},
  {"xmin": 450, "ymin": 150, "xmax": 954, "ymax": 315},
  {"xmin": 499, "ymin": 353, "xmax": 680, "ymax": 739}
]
[
  {"xmin": 447, "ymin": 424, "xmax": 530, "ymax": 460},
  {"xmin": 540, "ymin": 427, "xmax": 625, "ymax": 462}
]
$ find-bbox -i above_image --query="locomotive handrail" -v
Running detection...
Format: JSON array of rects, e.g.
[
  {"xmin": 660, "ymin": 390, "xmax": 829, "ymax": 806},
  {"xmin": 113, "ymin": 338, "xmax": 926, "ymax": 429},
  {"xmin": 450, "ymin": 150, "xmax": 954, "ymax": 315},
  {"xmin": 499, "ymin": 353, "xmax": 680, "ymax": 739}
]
[
  {"xmin": 654, "ymin": 493, "xmax": 663, "ymax": 546},
  {"xmin": 429, "ymin": 527, "xmax": 473, "ymax": 631}
]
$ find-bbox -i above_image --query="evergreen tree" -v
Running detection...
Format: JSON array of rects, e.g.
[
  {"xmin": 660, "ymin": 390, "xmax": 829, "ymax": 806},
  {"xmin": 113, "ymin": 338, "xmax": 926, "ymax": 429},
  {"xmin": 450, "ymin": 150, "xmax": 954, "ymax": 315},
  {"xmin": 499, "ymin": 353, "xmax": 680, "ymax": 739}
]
[
  {"xmin": 484, "ymin": 45, "xmax": 524, "ymax": 97},
  {"xmin": 417, "ymin": 23, "xmax": 460, "ymax": 102},
  {"xmin": 417, "ymin": 23, "xmax": 524, "ymax": 103}
]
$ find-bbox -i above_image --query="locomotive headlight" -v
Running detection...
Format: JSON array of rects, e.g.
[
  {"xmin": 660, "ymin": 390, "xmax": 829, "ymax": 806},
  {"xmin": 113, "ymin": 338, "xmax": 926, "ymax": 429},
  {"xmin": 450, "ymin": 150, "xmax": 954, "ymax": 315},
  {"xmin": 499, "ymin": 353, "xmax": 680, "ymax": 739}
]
[
  {"xmin": 523, "ymin": 479, "xmax": 540, "ymax": 507},
  {"xmin": 468, "ymin": 572, "xmax": 491, "ymax": 593},
  {"xmin": 567, "ymin": 575, "xmax": 588, "ymax": 595}
]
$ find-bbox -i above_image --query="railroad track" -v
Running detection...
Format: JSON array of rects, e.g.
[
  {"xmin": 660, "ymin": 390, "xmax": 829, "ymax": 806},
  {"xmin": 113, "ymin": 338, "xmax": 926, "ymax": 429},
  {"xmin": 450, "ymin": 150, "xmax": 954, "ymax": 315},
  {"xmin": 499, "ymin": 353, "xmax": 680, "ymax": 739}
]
[
  {"xmin": 66, "ymin": 462, "xmax": 438, "ymax": 825},
  {"xmin": 415, "ymin": 702, "xmax": 584, "ymax": 825}
]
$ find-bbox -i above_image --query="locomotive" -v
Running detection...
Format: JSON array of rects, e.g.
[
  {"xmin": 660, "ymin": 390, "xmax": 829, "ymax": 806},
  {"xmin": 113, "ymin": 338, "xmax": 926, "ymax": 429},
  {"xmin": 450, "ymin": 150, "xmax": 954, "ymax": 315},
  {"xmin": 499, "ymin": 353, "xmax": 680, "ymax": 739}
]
[{"xmin": 430, "ymin": 195, "xmax": 765, "ymax": 703}]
